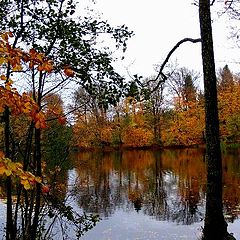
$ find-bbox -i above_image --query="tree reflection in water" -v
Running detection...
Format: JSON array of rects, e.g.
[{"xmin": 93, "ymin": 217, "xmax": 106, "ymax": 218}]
[{"xmin": 70, "ymin": 148, "xmax": 240, "ymax": 227}]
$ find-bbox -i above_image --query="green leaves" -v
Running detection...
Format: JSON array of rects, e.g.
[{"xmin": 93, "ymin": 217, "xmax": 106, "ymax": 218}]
[{"xmin": 0, "ymin": 0, "xmax": 133, "ymax": 97}]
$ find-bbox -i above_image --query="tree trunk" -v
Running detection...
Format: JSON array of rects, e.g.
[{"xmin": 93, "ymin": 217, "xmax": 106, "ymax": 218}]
[
  {"xmin": 198, "ymin": 1, "xmax": 232, "ymax": 239},
  {"xmin": 4, "ymin": 107, "xmax": 15, "ymax": 240}
]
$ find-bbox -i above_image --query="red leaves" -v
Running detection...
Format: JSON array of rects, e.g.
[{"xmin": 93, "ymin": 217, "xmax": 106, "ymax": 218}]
[
  {"xmin": 41, "ymin": 185, "xmax": 50, "ymax": 194},
  {"xmin": 58, "ymin": 116, "xmax": 66, "ymax": 125}
]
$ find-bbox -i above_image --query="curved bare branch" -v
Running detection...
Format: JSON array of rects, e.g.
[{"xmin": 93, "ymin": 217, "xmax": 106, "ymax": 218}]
[{"xmin": 147, "ymin": 37, "xmax": 201, "ymax": 93}]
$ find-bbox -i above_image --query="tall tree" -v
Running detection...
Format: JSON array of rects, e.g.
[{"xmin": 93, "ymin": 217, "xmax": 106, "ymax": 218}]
[
  {"xmin": 143, "ymin": 77, "xmax": 165, "ymax": 145},
  {"xmin": 147, "ymin": 0, "xmax": 235, "ymax": 238},
  {"xmin": 218, "ymin": 64, "xmax": 234, "ymax": 91},
  {"xmin": 199, "ymin": 1, "xmax": 234, "ymax": 239}
]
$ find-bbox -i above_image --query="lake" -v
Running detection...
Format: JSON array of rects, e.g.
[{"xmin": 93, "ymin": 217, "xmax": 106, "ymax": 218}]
[
  {"xmin": 1, "ymin": 148, "xmax": 240, "ymax": 239},
  {"xmin": 65, "ymin": 148, "xmax": 240, "ymax": 240}
]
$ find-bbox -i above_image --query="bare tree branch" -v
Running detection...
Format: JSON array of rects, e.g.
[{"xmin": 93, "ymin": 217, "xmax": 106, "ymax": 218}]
[
  {"xmin": 217, "ymin": 0, "xmax": 234, "ymax": 17},
  {"xmin": 147, "ymin": 37, "xmax": 201, "ymax": 93},
  {"xmin": 210, "ymin": 0, "xmax": 216, "ymax": 6}
]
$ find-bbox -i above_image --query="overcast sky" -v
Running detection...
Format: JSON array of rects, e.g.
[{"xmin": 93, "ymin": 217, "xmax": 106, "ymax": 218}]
[{"xmin": 89, "ymin": 0, "xmax": 240, "ymax": 83}]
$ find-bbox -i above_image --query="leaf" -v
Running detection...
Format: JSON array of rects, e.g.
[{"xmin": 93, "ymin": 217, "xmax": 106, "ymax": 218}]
[
  {"xmin": 35, "ymin": 177, "xmax": 42, "ymax": 183},
  {"xmin": 5, "ymin": 169, "xmax": 12, "ymax": 176},
  {"xmin": 0, "ymin": 75, "xmax": 7, "ymax": 80},
  {"xmin": 37, "ymin": 65, "xmax": 44, "ymax": 71},
  {"xmin": 35, "ymin": 121, "xmax": 41, "ymax": 129},
  {"xmin": 23, "ymin": 181, "xmax": 31, "ymax": 190},
  {"xmin": 0, "ymin": 165, "xmax": 6, "ymax": 175},
  {"xmin": 58, "ymin": 116, "xmax": 66, "ymax": 125},
  {"xmin": 0, "ymin": 151, "xmax": 5, "ymax": 158},
  {"xmin": 12, "ymin": 64, "xmax": 22, "ymax": 71},
  {"xmin": 64, "ymin": 67, "xmax": 74, "ymax": 77}
]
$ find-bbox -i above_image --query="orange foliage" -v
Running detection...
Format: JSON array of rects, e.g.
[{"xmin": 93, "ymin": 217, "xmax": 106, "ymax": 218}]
[
  {"xmin": 100, "ymin": 125, "xmax": 113, "ymax": 144},
  {"xmin": 0, "ymin": 32, "xmax": 74, "ymax": 188},
  {"xmin": 218, "ymin": 84, "xmax": 240, "ymax": 140},
  {"xmin": 72, "ymin": 118, "xmax": 97, "ymax": 148},
  {"xmin": 162, "ymin": 101, "xmax": 205, "ymax": 146},
  {"xmin": 43, "ymin": 93, "xmax": 66, "ymax": 125},
  {"xmin": 122, "ymin": 127, "xmax": 154, "ymax": 147},
  {"xmin": 64, "ymin": 67, "xmax": 75, "ymax": 77}
]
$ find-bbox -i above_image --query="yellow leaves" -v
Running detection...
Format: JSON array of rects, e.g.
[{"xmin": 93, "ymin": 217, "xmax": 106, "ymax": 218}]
[
  {"xmin": 37, "ymin": 60, "xmax": 54, "ymax": 73},
  {"xmin": 27, "ymin": 48, "xmax": 54, "ymax": 73},
  {"xmin": 100, "ymin": 126, "xmax": 113, "ymax": 144},
  {"xmin": 5, "ymin": 81, "xmax": 12, "ymax": 91},
  {"xmin": 161, "ymin": 101, "xmax": 205, "ymax": 146},
  {"xmin": 12, "ymin": 64, "xmax": 22, "ymax": 72},
  {"xmin": 0, "ymin": 57, "xmax": 5, "ymax": 65},
  {"xmin": 0, "ymin": 82, "xmax": 47, "ymax": 128},
  {"xmin": 0, "ymin": 32, "xmax": 13, "ymax": 42},
  {"xmin": 20, "ymin": 179, "xmax": 31, "ymax": 190},
  {"xmin": 0, "ymin": 32, "xmax": 75, "ymax": 130},
  {"xmin": 35, "ymin": 176, "xmax": 42, "ymax": 183},
  {"xmin": 0, "ymin": 156, "xmax": 42, "ymax": 190}
]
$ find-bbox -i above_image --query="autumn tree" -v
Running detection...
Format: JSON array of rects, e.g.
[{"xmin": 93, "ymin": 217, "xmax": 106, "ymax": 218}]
[
  {"xmin": 0, "ymin": 0, "xmax": 132, "ymax": 155},
  {"xmin": 143, "ymin": 77, "xmax": 166, "ymax": 145},
  {"xmin": 133, "ymin": 0, "xmax": 235, "ymax": 238},
  {"xmin": 0, "ymin": 32, "xmax": 53, "ymax": 239},
  {"xmin": 167, "ymin": 67, "xmax": 199, "ymax": 110},
  {"xmin": 218, "ymin": 65, "xmax": 234, "ymax": 91},
  {"xmin": 42, "ymin": 93, "xmax": 72, "ymax": 168},
  {"xmin": 0, "ymin": 32, "xmax": 101, "ymax": 239}
]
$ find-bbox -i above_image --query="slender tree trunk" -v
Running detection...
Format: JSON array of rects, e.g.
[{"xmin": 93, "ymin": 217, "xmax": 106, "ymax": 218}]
[
  {"xmin": 198, "ymin": 1, "xmax": 232, "ymax": 239},
  {"xmin": 30, "ymin": 128, "xmax": 42, "ymax": 239},
  {"xmin": 30, "ymin": 70, "xmax": 43, "ymax": 239},
  {"xmin": 4, "ymin": 107, "xmax": 15, "ymax": 240}
]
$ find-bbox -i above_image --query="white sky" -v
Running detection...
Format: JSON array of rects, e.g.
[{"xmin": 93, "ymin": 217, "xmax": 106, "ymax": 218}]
[{"xmin": 89, "ymin": 0, "xmax": 240, "ymax": 83}]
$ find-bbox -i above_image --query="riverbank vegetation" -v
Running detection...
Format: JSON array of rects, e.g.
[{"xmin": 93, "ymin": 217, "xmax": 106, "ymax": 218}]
[{"xmin": 71, "ymin": 64, "xmax": 240, "ymax": 150}]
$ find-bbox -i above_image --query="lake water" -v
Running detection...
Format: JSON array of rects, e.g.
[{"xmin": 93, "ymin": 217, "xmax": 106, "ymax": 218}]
[
  {"xmin": 1, "ymin": 148, "xmax": 240, "ymax": 239},
  {"xmin": 66, "ymin": 148, "xmax": 240, "ymax": 240}
]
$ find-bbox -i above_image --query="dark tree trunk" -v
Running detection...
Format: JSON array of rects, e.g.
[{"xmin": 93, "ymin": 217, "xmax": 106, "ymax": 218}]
[
  {"xmin": 31, "ymin": 128, "xmax": 42, "ymax": 239},
  {"xmin": 4, "ymin": 107, "xmax": 15, "ymax": 240},
  {"xmin": 199, "ymin": 1, "xmax": 233, "ymax": 239}
]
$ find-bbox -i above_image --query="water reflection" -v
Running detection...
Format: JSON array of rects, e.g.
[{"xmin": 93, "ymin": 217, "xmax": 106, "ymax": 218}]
[{"xmin": 70, "ymin": 148, "xmax": 240, "ymax": 227}]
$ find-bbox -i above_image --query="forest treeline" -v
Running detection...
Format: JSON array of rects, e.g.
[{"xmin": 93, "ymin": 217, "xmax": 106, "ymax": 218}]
[
  {"xmin": 70, "ymin": 64, "xmax": 240, "ymax": 149},
  {"xmin": 1, "ymin": 64, "xmax": 238, "ymax": 152}
]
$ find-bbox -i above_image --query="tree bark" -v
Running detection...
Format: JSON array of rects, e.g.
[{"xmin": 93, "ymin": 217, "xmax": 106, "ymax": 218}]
[{"xmin": 199, "ymin": 0, "xmax": 232, "ymax": 239}]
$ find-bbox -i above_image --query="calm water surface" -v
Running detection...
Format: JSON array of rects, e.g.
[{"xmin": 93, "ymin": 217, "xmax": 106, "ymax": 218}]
[{"xmin": 66, "ymin": 149, "xmax": 240, "ymax": 240}]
